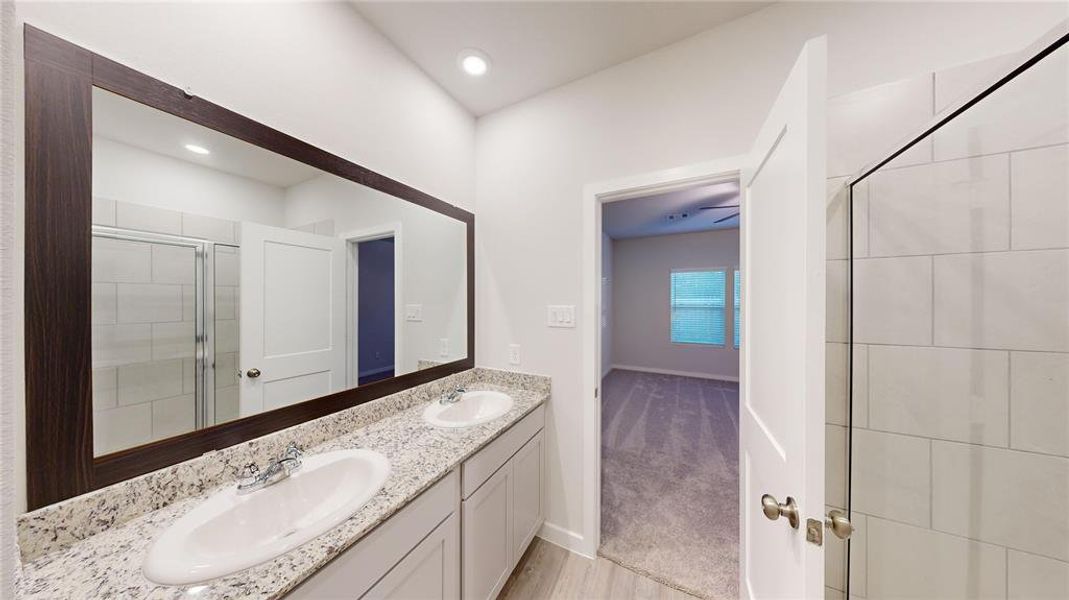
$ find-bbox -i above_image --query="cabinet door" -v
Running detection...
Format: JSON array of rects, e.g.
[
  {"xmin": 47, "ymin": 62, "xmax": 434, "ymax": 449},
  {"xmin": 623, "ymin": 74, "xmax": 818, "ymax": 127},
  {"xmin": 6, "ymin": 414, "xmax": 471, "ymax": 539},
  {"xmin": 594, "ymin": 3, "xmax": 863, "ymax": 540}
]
[
  {"xmin": 511, "ymin": 430, "xmax": 544, "ymax": 563},
  {"xmin": 364, "ymin": 512, "xmax": 459, "ymax": 600},
  {"xmin": 461, "ymin": 465, "xmax": 513, "ymax": 600}
]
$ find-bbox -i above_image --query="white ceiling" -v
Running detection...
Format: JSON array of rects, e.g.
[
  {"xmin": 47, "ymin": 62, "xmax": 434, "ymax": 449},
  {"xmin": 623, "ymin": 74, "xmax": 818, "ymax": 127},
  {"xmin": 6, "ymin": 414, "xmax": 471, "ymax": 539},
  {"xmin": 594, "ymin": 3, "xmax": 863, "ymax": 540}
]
[
  {"xmin": 603, "ymin": 180, "xmax": 740, "ymax": 239},
  {"xmin": 352, "ymin": 1, "xmax": 772, "ymax": 116},
  {"xmin": 93, "ymin": 88, "xmax": 322, "ymax": 188}
]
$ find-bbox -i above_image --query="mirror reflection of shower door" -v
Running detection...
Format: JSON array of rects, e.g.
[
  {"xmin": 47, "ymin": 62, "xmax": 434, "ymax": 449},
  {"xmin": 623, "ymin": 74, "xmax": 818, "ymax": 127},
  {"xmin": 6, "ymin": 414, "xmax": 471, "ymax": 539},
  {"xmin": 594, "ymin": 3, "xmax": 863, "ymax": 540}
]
[{"xmin": 91, "ymin": 227, "xmax": 214, "ymax": 456}]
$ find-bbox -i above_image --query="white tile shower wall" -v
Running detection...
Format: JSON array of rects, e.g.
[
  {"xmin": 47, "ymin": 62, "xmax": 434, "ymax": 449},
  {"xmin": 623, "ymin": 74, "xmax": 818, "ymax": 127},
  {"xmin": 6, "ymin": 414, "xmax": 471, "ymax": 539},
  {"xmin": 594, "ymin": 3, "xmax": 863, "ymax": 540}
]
[
  {"xmin": 825, "ymin": 44, "xmax": 1069, "ymax": 599},
  {"xmin": 91, "ymin": 200, "xmax": 242, "ymax": 454},
  {"xmin": 933, "ymin": 49, "xmax": 1068, "ymax": 161},
  {"xmin": 1009, "ymin": 351, "xmax": 1069, "ymax": 457}
]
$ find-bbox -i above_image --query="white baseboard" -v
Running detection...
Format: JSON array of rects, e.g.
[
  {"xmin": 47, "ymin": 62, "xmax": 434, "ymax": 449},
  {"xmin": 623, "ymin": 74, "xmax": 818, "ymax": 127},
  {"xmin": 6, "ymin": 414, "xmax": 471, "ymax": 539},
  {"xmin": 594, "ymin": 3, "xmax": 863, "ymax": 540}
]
[
  {"xmin": 610, "ymin": 364, "xmax": 739, "ymax": 383},
  {"xmin": 537, "ymin": 522, "xmax": 594, "ymax": 559}
]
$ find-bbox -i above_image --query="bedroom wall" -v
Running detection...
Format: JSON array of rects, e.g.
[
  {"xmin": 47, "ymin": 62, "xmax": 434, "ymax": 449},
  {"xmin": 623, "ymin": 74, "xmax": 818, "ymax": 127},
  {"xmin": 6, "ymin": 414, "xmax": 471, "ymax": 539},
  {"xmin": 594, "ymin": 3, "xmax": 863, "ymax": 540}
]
[{"xmin": 611, "ymin": 229, "xmax": 740, "ymax": 380}]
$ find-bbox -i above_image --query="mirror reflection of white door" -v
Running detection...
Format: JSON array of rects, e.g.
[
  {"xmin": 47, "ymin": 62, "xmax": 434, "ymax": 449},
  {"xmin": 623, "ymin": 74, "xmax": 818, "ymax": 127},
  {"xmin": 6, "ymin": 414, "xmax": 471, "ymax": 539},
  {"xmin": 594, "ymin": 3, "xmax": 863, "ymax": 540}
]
[
  {"xmin": 739, "ymin": 37, "xmax": 826, "ymax": 599},
  {"xmin": 239, "ymin": 222, "xmax": 346, "ymax": 416}
]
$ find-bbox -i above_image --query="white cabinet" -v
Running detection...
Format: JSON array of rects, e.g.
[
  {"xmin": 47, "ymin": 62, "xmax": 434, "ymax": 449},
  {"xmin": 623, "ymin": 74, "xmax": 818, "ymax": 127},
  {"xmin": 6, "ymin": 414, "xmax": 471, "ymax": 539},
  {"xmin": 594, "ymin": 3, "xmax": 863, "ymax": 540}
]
[
  {"xmin": 511, "ymin": 430, "xmax": 544, "ymax": 560},
  {"xmin": 461, "ymin": 464, "xmax": 513, "ymax": 600},
  {"xmin": 461, "ymin": 408, "xmax": 545, "ymax": 600}
]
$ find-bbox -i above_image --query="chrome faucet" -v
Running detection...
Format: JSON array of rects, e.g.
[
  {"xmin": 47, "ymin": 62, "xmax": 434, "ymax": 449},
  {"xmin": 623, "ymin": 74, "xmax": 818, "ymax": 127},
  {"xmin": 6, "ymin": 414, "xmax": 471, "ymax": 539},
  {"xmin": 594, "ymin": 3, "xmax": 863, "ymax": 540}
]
[
  {"xmin": 440, "ymin": 386, "xmax": 467, "ymax": 405},
  {"xmin": 236, "ymin": 442, "xmax": 304, "ymax": 494}
]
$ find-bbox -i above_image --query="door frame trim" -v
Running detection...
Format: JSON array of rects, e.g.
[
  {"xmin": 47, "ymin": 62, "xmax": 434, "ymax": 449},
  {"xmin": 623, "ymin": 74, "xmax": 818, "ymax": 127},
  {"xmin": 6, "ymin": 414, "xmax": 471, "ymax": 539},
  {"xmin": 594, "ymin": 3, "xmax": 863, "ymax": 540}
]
[
  {"xmin": 340, "ymin": 223, "xmax": 404, "ymax": 388},
  {"xmin": 577, "ymin": 155, "xmax": 745, "ymax": 557}
]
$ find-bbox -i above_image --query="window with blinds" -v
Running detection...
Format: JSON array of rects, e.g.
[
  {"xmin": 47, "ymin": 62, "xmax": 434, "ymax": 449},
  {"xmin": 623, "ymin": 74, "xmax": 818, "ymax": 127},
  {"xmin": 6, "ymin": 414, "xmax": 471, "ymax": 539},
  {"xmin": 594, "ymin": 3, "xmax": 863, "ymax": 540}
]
[
  {"xmin": 734, "ymin": 269, "xmax": 741, "ymax": 348},
  {"xmin": 670, "ymin": 269, "xmax": 726, "ymax": 346}
]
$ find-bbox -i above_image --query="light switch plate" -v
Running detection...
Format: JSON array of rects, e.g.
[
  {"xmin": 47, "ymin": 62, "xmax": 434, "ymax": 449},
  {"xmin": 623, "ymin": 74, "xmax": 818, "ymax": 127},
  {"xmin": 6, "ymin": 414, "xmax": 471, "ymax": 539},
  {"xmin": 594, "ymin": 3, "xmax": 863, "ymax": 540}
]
[
  {"xmin": 547, "ymin": 304, "xmax": 576, "ymax": 328},
  {"xmin": 439, "ymin": 338, "xmax": 449, "ymax": 358},
  {"xmin": 405, "ymin": 304, "xmax": 423, "ymax": 322},
  {"xmin": 508, "ymin": 344, "xmax": 521, "ymax": 365}
]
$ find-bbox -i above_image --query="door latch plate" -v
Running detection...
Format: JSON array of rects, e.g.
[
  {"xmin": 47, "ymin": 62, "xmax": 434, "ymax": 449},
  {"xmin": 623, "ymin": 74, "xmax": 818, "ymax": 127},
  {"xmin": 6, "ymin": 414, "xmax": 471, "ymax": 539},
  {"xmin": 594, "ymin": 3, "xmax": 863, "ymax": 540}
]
[{"xmin": 806, "ymin": 518, "xmax": 823, "ymax": 546}]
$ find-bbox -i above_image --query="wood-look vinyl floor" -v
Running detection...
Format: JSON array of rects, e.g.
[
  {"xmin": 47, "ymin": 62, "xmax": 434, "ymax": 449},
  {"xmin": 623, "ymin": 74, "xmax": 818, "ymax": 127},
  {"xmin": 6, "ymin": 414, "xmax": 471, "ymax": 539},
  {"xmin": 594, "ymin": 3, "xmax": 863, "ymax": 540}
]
[{"xmin": 498, "ymin": 538, "xmax": 701, "ymax": 600}]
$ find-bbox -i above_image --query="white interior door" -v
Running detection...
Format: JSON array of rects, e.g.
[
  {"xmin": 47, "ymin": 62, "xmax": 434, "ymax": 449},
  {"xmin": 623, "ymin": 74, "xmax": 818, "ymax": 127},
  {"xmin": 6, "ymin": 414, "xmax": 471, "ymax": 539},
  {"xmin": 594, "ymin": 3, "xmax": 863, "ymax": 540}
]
[
  {"xmin": 239, "ymin": 222, "xmax": 346, "ymax": 416},
  {"xmin": 739, "ymin": 37, "xmax": 826, "ymax": 600}
]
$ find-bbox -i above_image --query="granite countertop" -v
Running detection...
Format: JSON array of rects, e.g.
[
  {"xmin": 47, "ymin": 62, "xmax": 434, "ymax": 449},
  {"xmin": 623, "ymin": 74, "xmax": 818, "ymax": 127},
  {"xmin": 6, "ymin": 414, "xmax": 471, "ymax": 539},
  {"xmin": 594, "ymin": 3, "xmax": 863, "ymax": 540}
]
[{"xmin": 16, "ymin": 379, "xmax": 548, "ymax": 599}]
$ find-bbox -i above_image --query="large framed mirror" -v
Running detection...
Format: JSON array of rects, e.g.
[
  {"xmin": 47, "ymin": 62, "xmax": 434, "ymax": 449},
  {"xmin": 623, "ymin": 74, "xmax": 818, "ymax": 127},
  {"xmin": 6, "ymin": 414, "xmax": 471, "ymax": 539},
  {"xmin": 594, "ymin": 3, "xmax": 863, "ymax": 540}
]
[{"xmin": 24, "ymin": 26, "xmax": 474, "ymax": 509}]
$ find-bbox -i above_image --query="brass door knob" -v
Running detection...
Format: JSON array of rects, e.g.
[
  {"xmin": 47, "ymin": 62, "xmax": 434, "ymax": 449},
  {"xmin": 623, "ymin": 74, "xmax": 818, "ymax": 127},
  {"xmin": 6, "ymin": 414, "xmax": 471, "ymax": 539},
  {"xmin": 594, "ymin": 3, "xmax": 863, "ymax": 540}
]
[
  {"xmin": 826, "ymin": 510, "xmax": 853, "ymax": 540},
  {"xmin": 761, "ymin": 494, "xmax": 799, "ymax": 529},
  {"xmin": 246, "ymin": 368, "xmax": 262, "ymax": 378}
]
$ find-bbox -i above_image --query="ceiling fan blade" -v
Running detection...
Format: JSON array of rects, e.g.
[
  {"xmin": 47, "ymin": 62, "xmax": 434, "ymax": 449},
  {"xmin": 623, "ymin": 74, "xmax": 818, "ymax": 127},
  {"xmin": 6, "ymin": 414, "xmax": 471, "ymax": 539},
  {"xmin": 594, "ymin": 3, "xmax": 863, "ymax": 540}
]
[
  {"xmin": 714, "ymin": 212, "xmax": 740, "ymax": 224},
  {"xmin": 698, "ymin": 204, "xmax": 740, "ymax": 210}
]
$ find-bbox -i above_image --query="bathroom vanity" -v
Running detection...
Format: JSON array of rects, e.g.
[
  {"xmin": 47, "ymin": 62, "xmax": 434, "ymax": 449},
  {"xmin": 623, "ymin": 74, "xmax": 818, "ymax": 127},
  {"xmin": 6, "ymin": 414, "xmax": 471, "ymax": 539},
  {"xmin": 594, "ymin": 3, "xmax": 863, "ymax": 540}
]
[
  {"xmin": 290, "ymin": 405, "xmax": 545, "ymax": 600},
  {"xmin": 16, "ymin": 371, "xmax": 548, "ymax": 599}
]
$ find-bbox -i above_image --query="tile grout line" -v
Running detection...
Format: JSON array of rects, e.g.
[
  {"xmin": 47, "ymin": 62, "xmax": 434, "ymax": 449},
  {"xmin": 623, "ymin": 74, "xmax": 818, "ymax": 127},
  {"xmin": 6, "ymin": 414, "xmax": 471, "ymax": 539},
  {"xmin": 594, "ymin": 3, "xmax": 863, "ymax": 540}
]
[
  {"xmin": 851, "ymin": 340, "xmax": 1069, "ymax": 356},
  {"xmin": 852, "ymin": 422, "xmax": 1066, "ymax": 461},
  {"xmin": 846, "ymin": 243, "xmax": 1069, "ymax": 261},
  {"xmin": 844, "ymin": 140, "xmax": 1068, "ymax": 181},
  {"xmin": 857, "ymin": 509, "xmax": 1069, "ymax": 566}
]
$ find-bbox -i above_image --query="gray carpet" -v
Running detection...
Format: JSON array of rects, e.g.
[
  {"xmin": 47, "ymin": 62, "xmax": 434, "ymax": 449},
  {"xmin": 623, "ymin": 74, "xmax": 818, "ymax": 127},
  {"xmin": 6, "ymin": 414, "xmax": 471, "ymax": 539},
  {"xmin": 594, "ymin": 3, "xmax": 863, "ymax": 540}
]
[{"xmin": 599, "ymin": 369, "xmax": 739, "ymax": 600}]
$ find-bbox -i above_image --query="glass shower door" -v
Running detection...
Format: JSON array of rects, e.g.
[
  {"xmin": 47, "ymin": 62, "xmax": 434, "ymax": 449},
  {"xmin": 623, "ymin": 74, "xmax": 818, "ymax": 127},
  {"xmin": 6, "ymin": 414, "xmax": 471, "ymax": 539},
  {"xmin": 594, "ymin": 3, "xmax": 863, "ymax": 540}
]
[{"xmin": 845, "ymin": 32, "xmax": 1069, "ymax": 599}]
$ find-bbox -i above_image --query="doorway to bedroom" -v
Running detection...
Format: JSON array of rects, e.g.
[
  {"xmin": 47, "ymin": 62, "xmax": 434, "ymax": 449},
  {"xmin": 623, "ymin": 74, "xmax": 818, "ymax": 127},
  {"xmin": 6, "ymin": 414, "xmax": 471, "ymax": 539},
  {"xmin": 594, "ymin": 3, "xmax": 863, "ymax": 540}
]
[{"xmin": 598, "ymin": 175, "xmax": 742, "ymax": 599}]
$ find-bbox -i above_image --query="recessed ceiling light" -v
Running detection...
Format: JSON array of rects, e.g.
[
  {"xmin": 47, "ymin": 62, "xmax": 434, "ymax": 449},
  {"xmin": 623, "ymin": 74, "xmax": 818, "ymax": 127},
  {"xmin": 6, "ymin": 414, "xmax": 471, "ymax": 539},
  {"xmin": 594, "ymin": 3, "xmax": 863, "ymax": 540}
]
[
  {"xmin": 457, "ymin": 49, "xmax": 490, "ymax": 77},
  {"xmin": 184, "ymin": 144, "xmax": 210, "ymax": 155}
]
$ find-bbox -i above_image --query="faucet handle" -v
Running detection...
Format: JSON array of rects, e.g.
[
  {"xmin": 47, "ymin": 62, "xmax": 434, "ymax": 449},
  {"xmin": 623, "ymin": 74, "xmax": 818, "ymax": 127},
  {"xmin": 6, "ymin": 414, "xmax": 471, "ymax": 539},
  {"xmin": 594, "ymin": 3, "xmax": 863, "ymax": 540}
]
[
  {"xmin": 239, "ymin": 462, "xmax": 260, "ymax": 482},
  {"xmin": 283, "ymin": 442, "xmax": 303, "ymax": 461}
]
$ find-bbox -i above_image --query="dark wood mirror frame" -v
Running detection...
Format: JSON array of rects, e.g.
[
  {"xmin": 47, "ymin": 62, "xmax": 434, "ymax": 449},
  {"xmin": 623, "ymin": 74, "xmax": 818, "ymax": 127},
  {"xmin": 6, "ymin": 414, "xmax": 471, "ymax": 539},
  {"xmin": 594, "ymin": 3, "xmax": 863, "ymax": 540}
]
[{"xmin": 23, "ymin": 25, "xmax": 475, "ymax": 510}]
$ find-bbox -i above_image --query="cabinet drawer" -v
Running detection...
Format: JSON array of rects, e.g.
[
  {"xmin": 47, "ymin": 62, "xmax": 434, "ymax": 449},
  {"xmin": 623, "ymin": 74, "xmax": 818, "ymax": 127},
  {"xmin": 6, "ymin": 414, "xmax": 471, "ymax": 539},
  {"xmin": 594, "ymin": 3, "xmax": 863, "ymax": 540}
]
[
  {"xmin": 288, "ymin": 469, "xmax": 459, "ymax": 599},
  {"xmin": 461, "ymin": 404, "xmax": 544, "ymax": 499}
]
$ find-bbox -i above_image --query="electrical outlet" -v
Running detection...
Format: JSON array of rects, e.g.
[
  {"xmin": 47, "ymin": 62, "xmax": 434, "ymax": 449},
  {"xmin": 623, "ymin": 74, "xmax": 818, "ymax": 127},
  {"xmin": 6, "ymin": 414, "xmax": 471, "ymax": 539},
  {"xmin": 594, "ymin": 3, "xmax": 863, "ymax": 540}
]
[
  {"xmin": 439, "ymin": 338, "xmax": 449, "ymax": 358},
  {"xmin": 508, "ymin": 344, "xmax": 521, "ymax": 366},
  {"xmin": 405, "ymin": 304, "xmax": 423, "ymax": 322},
  {"xmin": 547, "ymin": 304, "xmax": 576, "ymax": 328}
]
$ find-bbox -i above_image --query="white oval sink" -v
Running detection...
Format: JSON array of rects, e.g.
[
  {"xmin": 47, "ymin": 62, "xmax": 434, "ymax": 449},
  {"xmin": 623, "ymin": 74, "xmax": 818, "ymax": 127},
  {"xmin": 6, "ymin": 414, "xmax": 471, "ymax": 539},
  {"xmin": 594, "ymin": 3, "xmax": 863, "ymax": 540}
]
[
  {"xmin": 143, "ymin": 448, "xmax": 390, "ymax": 586},
  {"xmin": 423, "ymin": 390, "xmax": 514, "ymax": 428}
]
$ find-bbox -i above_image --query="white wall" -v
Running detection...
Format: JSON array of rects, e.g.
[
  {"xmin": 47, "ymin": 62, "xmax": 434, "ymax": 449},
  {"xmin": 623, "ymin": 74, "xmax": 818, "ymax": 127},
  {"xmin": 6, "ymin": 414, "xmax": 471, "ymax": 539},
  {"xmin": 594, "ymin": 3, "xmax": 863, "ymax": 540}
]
[
  {"xmin": 0, "ymin": 0, "xmax": 17, "ymax": 593},
  {"xmin": 8, "ymin": 0, "xmax": 476, "ymax": 513},
  {"xmin": 475, "ymin": 1, "xmax": 1068, "ymax": 551},
  {"xmin": 283, "ymin": 174, "xmax": 468, "ymax": 373},
  {"xmin": 611, "ymin": 229, "xmax": 739, "ymax": 380},
  {"xmin": 94, "ymin": 138, "xmax": 287, "ymax": 226}
]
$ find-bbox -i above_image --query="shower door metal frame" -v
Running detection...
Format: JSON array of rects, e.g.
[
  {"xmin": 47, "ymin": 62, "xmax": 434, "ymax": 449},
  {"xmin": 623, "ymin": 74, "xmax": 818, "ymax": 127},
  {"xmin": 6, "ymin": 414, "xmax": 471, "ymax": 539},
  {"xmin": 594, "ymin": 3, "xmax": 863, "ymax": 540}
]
[
  {"xmin": 841, "ymin": 21, "xmax": 1069, "ymax": 599},
  {"xmin": 91, "ymin": 226, "xmax": 217, "ymax": 431}
]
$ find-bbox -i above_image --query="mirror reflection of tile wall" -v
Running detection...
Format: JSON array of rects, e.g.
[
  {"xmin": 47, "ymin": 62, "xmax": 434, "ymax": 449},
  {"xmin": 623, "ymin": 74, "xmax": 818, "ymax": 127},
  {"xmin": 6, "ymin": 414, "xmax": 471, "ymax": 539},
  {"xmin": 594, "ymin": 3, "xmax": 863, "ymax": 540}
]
[{"xmin": 89, "ymin": 87, "xmax": 467, "ymax": 456}]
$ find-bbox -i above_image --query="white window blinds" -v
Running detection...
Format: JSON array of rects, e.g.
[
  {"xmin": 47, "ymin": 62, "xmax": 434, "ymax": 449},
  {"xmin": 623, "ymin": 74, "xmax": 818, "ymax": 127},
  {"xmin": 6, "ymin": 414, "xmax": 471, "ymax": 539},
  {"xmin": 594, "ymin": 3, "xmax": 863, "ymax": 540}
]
[{"xmin": 670, "ymin": 270, "xmax": 726, "ymax": 346}]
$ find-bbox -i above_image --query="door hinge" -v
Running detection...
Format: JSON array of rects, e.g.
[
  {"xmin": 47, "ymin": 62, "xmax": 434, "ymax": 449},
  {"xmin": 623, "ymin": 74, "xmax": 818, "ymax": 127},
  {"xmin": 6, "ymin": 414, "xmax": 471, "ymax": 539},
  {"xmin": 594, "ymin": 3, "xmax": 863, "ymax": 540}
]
[{"xmin": 594, "ymin": 387, "xmax": 599, "ymax": 398}]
